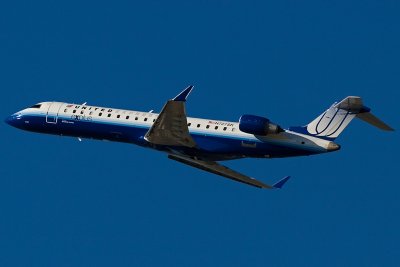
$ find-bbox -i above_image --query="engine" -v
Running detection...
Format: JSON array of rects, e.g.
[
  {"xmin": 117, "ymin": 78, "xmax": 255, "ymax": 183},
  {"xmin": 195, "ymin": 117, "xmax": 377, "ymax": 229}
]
[{"xmin": 239, "ymin": 114, "xmax": 283, "ymax": 135}]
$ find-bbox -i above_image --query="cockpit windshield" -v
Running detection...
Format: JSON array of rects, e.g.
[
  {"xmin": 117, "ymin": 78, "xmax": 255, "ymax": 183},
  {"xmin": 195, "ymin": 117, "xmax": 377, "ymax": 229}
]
[{"xmin": 30, "ymin": 104, "xmax": 41, "ymax": 109}]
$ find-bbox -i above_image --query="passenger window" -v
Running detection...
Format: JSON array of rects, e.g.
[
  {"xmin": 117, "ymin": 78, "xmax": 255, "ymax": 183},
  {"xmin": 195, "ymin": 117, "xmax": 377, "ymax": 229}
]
[
  {"xmin": 80, "ymin": 111, "xmax": 84, "ymax": 114},
  {"xmin": 223, "ymin": 127, "xmax": 227, "ymax": 131},
  {"xmin": 89, "ymin": 111, "xmax": 93, "ymax": 115},
  {"xmin": 197, "ymin": 124, "xmax": 200, "ymax": 128},
  {"xmin": 117, "ymin": 115, "xmax": 120, "ymax": 118},
  {"xmin": 73, "ymin": 110, "xmax": 76, "ymax": 113},
  {"xmin": 108, "ymin": 114, "xmax": 111, "ymax": 117},
  {"xmin": 99, "ymin": 113, "xmax": 102, "ymax": 116},
  {"xmin": 135, "ymin": 117, "xmax": 138, "ymax": 120},
  {"xmin": 126, "ymin": 116, "xmax": 130, "ymax": 119},
  {"xmin": 188, "ymin": 123, "xmax": 191, "ymax": 127},
  {"xmin": 206, "ymin": 125, "xmax": 210, "ymax": 129},
  {"xmin": 64, "ymin": 109, "xmax": 67, "ymax": 113},
  {"xmin": 144, "ymin": 118, "xmax": 148, "ymax": 121},
  {"xmin": 215, "ymin": 126, "xmax": 218, "ymax": 130}
]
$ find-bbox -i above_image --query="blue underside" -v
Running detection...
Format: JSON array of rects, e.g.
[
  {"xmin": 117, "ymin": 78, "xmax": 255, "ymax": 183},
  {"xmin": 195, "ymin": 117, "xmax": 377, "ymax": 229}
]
[{"xmin": 9, "ymin": 114, "xmax": 322, "ymax": 160}]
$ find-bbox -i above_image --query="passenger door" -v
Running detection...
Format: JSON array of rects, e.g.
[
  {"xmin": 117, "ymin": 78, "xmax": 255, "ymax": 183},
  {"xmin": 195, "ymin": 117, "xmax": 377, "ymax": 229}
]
[{"xmin": 46, "ymin": 102, "xmax": 62, "ymax": 124}]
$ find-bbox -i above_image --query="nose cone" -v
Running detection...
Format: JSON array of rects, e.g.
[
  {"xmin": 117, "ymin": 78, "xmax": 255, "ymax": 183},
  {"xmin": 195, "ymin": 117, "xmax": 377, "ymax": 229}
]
[
  {"xmin": 5, "ymin": 113, "xmax": 22, "ymax": 128},
  {"xmin": 5, "ymin": 115, "xmax": 14, "ymax": 126},
  {"xmin": 327, "ymin": 142, "xmax": 341, "ymax": 152}
]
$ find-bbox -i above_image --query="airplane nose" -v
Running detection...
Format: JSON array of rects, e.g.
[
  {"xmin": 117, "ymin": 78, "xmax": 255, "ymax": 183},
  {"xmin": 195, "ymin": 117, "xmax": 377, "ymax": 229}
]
[
  {"xmin": 5, "ymin": 115, "xmax": 13, "ymax": 126},
  {"xmin": 5, "ymin": 114, "xmax": 22, "ymax": 128}
]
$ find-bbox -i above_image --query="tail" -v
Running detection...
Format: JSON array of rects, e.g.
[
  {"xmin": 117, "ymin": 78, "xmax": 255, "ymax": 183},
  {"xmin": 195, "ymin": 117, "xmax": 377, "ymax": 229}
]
[{"xmin": 289, "ymin": 96, "xmax": 394, "ymax": 140}]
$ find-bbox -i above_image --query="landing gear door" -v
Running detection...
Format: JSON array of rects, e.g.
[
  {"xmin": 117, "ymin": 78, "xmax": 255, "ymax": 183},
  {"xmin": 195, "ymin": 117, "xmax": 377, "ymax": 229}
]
[{"xmin": 46, "ymin": 102, "xmax": 62, "ymax": 124}]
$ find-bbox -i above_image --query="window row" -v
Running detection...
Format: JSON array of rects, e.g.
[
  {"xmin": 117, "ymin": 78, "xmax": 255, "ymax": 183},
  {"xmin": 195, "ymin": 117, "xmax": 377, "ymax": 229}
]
[
  {"xmin": 64, "ymin": 108, "xmax": 236, "ymax": 131},
  {"xmin": 66, "ymin": 109, "xmax": 155, "ymax": 122},
  {"xmin": 187, "ymin": 122, "xmax": 235, "ymax": 132}
]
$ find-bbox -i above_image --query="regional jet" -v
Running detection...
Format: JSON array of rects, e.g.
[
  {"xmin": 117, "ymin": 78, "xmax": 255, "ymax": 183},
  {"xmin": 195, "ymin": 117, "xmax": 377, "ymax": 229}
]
[{"xmin": 5, "ymin": 86, "xmax": 394, "ymax": 189}]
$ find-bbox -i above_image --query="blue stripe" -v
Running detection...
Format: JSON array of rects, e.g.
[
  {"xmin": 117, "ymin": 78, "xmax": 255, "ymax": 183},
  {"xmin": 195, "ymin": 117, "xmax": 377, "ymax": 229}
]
[
  {"xmin": 12, "ymin": 113, "xmax": 324, "ymax": 160},
  {"xmin": 36, "ymin": 112, "xmax": 267, "ymax": 142}
]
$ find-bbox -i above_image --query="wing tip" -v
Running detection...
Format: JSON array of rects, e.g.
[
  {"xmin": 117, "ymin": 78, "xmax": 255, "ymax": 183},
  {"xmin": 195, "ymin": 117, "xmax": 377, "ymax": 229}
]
[
  {"xmin": 272, "ymin": 176, "xmax": 291, "ymax": 189},
  {"xmin": 173, "ymin": 85, "xmax": 194, "ymax": 102}
]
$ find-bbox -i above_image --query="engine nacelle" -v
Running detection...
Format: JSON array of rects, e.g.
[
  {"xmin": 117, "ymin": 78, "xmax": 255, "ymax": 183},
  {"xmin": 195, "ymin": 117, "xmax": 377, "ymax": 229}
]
[{"xmin": 239, "ymin": 114, "xmax": 283, "ymax": 135}]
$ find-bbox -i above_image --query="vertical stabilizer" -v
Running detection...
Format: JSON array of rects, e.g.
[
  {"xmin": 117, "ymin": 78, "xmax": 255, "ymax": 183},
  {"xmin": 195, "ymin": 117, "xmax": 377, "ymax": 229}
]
[{"xmin": 289, "ymin": 96, "xmax": 393, "ymax": 140}]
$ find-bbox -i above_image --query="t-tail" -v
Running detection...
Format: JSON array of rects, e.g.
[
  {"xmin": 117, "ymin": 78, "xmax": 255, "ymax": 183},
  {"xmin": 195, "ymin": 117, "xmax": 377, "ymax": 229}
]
[{"xmin": 289, "ymin": 96, "xmax": 394, "ymax": 140}]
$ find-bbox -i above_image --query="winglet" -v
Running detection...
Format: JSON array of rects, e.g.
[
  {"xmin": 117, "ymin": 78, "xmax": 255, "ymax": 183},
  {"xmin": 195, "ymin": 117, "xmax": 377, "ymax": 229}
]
[
  {"xmin": 173, "ymin": 85, "xmax": 194, "ymax": 102},
  {"xmin": 272, "ymin": 176, "xmax": 291, "ymax": 189}
]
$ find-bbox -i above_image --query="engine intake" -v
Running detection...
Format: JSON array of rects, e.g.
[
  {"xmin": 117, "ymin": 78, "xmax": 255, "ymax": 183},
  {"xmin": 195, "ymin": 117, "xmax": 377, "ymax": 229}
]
[{"xmin": 239, "ymin": 114, "xmax": 283, "ymax": 136}]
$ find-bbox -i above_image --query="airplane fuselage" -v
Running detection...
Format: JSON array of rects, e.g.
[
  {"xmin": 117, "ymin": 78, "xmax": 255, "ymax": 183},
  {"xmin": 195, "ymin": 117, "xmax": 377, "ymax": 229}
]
[
  {"xmin": 6, "ymin": 101, "xmax": 337, "ymax": 161},
  {"xmin": 5, "ymin": 86, "xmax": 392, "ymax": 189}
]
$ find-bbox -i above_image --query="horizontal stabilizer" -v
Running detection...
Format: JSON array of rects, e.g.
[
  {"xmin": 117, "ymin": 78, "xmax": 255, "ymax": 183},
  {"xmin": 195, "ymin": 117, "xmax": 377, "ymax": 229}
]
[{"xmin": 356, "ymin": 112, "xmax": 394, "ymax": 131}]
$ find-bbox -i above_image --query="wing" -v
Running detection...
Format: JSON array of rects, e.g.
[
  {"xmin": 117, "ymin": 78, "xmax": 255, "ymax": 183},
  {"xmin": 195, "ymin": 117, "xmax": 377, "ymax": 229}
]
[
  {"xmin": 144, "ymin": 86, "xmax": 196, "ymax": 147},
  {"xmin": 168, "ymin": 154, "xmax": 291, "ymax": 189}
]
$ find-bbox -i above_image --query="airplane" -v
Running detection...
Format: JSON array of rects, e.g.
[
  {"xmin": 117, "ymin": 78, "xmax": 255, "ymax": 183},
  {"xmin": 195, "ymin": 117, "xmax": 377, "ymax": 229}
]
[{"xmin": 5, "ymin": 86, "xmax": 394, "ymax": 189}]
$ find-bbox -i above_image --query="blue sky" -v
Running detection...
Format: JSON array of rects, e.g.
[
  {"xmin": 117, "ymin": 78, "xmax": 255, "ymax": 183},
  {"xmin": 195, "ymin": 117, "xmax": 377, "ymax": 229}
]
[{"xmin": 1, "ymin": 1, "xmax": 399, "ymax": 266}]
